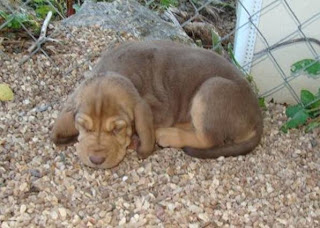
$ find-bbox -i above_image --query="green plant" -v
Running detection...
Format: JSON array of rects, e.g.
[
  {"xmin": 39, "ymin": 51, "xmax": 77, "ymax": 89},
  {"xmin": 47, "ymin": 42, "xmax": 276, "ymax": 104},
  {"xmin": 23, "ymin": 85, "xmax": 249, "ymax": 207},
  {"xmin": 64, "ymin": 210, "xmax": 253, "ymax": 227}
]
[
  {"xmin": 139, "ymin": 0, "xmax": 179, "ymax": 12},
  {"xmin": 281, "ymin": 58, "xmax": 320, "ymax": 133},
  {"xmin": 191, "ymin": 0, "xmax": 235, "ymax": 9},
  {"xmin": 27, "ymin": 0, "xmax": 65, "ymax": 19},
  {"xmin": 281, "ymin": 89, "xmax": 320, "ymax": 133},
  {"xmin": 211, "ymin": 29, "xmax": 223, "ymax": 55},
  {"xmin": 290, "ymin": 59, "xmax": 320, "ymax": 77},
  {"xmin": 0, "ymin": 11, "xmax": 38, "ymax": 30},
  {"xmin": 0, "ymin": 0, "xmax": 67, "ymax": 35},
  {"xmin": 159, "ymin": 0, "xmax": 179, "ymax": 8}
]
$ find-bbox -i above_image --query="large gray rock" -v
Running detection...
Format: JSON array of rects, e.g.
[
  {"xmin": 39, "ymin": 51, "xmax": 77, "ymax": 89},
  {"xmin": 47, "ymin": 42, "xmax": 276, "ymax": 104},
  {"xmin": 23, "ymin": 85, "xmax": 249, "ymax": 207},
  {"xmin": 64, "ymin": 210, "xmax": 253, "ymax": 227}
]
[{"xmin": 62, "ymin": 0, "xmax": 193, "ymax": 44}]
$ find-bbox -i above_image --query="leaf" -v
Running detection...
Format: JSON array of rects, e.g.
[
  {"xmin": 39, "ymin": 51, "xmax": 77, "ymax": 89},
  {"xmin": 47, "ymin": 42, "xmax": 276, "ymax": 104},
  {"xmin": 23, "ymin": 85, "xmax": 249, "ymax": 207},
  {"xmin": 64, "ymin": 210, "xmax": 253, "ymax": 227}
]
[
  {"xmin": 291, "ymin": 59, "xmax": 320, "ymax": 77},
  {"xmin": 280, "ymin": 125, "xmax": 288, "ymax": 133},
  {"xmin": 211, "ymin": 29, "xmax": 222, "ymax": 54},
  {"xmin": 281, "ymin": 109, "xmax": 309, "ymax": 132},
  {"xmin": 310, "ymin": 99, "xmax": 320, "ymax": 111},
  {"xmin": 195, "ymin": 39, "xmax": 203, "ymax": 47},
  {"xmin": 301, "ymin": 89, "xmax": 315, "ymax": 107},
  {"xmin": 227, "ymin": 43, "xmax": 241, "ymax": 69},
  {"xmin": 4, "ymin": 13, "xmax": 31, "ymax": 29},
  {"xmin": 311, "ymin": 90, "xmax": 320, "ymax": 109},
  {"xmin": 285, "ymin": 104, "xmax": 303, "ymax": 118},
  {"xmin": 300, "ymin": 89, "xmax": 320, "ymax": 110},
  {"xmin": 0, "ymin": 10, "xmax": 8, "ymax": 19},
  {"xmin": 313, "ymin": 110, "xmax": 320, "ymax": 117},
  {"xmin": 160, "ymin": 0, "xmax": 178, "ymax": 8},
  {"xmin": 6, "ymin": 14, "xmax": 22, "ymax": 29},
  {"xmin": 73, "ymin": 3, "xmax": 81, "ymax": 13},
  {"xmin": 258, "ymin": 97, "xmax": 266, "ymax": 109},
  {"xmin": 36, "ymin": 5, "xmax": 54, "ymax": 18},
  {"xmin": 0, "ymin": 83, "xmax": 14, "ymax": 101},
  {"xmin": 305, "ymin": 121, "xmax": 320, "ymax": 133}
]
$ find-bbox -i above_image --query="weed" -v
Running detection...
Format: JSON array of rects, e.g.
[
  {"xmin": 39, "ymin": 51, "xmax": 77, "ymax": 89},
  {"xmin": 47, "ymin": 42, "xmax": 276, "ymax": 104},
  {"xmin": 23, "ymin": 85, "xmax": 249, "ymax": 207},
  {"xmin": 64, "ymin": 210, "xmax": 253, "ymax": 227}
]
[
  {"xmin": 0, "ymin": 11, "xmax": 38, "ymax": 30},
  {"xmin": 27, "ymin": 0, "xmax": 65, "ymax": 19},
  {"xmin": 281, "ymin": 89, "xmax": 320, "ymax": 133},
  {"xmin": 281, "ymin": 59, "xmax": 320, "ymax": 133}
]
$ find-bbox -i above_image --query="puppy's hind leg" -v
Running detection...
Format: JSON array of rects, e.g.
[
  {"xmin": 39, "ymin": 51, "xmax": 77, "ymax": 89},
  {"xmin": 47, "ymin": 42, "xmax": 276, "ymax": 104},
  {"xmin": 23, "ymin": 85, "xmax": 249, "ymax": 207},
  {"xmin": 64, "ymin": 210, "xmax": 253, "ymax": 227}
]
[
  {"xmin": 155, "ymin": 127, "xmax": 213, "ymax": 149},
  {"xmin": 155, "ymin": 95, "xmax": 214, "ymax": 149},
  {"xmin": 183, "ymin": 77, "xmax": 263, "ymax": 158}
]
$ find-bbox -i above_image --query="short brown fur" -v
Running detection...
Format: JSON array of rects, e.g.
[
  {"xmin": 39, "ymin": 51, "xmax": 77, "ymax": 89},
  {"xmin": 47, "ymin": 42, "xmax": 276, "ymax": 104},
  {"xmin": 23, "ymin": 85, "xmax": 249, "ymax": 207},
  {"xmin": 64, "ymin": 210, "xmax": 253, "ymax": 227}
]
[{"xmin": 51, "ymin": 40, "xmax": 263, "ymax": 168}]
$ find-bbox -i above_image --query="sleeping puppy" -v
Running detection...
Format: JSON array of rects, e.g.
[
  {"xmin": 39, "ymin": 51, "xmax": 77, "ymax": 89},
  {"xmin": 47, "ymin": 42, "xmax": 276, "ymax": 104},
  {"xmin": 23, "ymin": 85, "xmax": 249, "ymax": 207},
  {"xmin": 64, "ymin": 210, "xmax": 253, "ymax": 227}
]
[{"xmin": 51, "ymin": 40, "xmax": 263, "ymax": 168}]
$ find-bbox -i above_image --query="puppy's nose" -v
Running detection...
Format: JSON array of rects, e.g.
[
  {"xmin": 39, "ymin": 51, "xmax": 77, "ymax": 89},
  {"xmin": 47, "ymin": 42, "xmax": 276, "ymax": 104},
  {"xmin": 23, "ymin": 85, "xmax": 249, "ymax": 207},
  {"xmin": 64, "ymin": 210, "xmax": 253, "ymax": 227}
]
[{"xmin": 89, "ymin": 155, "xmax": 106, "ymax": 165}]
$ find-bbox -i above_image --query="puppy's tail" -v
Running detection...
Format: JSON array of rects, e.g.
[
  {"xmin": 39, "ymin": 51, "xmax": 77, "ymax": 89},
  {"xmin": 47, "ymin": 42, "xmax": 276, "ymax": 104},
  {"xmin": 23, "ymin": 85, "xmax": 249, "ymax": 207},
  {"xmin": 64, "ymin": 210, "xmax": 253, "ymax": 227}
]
[{"xmin": 182, "ymin": 126, "xmax": 263, "ymax": 159}]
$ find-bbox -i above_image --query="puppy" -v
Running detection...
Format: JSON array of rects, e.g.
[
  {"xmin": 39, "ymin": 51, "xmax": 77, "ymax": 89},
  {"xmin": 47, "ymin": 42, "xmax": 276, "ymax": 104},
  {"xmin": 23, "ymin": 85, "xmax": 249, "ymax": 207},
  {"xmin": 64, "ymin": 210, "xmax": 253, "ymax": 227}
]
[{"xmin": 51, "ymin": 40, "xmax": 263, "ymax": 168}]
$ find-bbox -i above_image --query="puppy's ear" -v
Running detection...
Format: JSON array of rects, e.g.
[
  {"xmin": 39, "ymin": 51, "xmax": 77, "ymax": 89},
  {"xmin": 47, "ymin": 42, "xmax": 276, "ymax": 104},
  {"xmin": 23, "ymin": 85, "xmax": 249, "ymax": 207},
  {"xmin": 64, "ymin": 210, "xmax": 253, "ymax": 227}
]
[
  {"xmin": 134, "ymin": 100, "xmax": 155, "ymax": 159},
  {"xmin": 51, "ymin": 96, "xmax": 79, "ymax": 145}
]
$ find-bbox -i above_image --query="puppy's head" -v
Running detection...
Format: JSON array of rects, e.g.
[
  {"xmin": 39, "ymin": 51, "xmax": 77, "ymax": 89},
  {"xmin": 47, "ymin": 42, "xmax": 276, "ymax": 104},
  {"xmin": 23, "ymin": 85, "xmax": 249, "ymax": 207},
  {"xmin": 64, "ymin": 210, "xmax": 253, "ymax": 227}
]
[
  {"xmin": 52, "ymin": 73, "xmax": 138, "ymax": 168},
  {"xmin": 75, "ymin": 113, "xmax": 132, "ymax": 169}
]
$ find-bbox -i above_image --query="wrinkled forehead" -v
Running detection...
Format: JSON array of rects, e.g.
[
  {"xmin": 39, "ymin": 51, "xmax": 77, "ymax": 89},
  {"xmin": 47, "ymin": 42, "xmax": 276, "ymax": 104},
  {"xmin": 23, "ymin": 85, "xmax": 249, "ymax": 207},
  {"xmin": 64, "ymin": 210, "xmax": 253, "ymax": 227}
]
[
  {"xmin": 76, "ymin": 80, "xmax": 132, "ymax": 129},
  {"xmin": 80, "ymin": 93, "xmax": 120, "ymax": 117}
]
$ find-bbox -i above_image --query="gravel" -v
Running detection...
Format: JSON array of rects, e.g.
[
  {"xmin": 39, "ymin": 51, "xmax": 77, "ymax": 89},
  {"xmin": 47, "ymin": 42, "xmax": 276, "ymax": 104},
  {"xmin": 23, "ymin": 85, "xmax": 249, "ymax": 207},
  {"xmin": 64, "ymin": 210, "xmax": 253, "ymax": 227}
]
[{"xmin": 0, "ymin": 25, "xmax": 319, "ymax": 227}]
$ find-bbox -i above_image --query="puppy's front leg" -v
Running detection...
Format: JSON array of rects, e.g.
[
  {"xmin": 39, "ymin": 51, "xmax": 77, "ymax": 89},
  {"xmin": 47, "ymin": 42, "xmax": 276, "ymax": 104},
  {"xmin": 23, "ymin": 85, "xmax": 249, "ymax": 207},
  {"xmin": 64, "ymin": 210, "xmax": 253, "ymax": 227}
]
[
  {"xmin": 51, "ymin": 108, "xmax": 79, "ymax": 145},
  {"xmin": 134, "ymin": 100, "xmax": 155, "ymax": 159},
  {"xmin": 51, "ymin": 94, "xmax": 79, "ymax": 145}
]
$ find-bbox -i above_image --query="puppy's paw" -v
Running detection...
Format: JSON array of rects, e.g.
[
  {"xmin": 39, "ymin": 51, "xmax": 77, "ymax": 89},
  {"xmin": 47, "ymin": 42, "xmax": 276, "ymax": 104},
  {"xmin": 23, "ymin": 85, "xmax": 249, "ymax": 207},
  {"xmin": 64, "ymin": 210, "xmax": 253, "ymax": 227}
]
[
  {"xmin": 155, "ymin": 128, "xmax": 181, "ymax": 148},
  {"xmin": 51, "ymin": 133, "xmax": 78, "ymax": 145},
  {"xmin": 136, "ymin": 141, "xmax": 154, "ymax": 159},
  {"xmin": 137, "ymin": 146, "xmax": 153, "ymax": 159}
]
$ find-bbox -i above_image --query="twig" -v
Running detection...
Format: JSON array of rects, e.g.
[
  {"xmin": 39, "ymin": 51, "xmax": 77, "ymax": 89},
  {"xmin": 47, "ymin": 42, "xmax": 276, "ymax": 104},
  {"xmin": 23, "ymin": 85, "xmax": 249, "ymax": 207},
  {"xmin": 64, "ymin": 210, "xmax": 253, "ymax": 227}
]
[
  {"xmin": 28, "ymin": 11, "xmax": 59, "ymax": 53},
  {"xmin": 164, "ymin": 7, "xmax": 182, "ymax": 28}
]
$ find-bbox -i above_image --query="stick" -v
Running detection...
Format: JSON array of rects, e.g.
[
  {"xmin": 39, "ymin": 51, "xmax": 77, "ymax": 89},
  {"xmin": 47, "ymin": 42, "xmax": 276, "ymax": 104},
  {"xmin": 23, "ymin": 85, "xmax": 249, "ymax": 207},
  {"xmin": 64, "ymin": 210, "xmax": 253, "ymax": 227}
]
[
  {"xmin": 164, "ymin": 7, "xmax": 182, "ymax": 28},
  {"xmin": 28, "ymin": 11, "xmax": 57, "ymax": 53}
]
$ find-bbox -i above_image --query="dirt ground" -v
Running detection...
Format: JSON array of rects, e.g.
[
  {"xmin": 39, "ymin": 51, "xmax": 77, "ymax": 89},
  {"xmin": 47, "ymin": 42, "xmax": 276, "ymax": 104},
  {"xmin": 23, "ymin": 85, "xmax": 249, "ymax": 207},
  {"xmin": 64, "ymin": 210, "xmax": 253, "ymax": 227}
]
[{"xmin": 0, "ymin": 24, "xmax": 319, "ymax": 227}]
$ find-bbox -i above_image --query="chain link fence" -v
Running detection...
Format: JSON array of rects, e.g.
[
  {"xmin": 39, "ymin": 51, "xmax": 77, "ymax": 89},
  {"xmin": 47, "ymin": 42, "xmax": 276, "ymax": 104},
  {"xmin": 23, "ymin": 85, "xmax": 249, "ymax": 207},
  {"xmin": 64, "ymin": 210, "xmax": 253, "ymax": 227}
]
[{"xmin": 235, "ymin": 0, "xmax": 320, "ymax": 106}]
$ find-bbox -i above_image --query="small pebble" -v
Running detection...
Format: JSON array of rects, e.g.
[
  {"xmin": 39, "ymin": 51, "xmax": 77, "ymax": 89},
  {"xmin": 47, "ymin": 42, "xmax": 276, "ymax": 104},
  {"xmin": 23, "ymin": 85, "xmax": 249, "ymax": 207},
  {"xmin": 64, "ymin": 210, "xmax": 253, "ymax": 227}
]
[
  {"xmin": 20, "ymin": 204, "xmax": 27, "ymax": 214},
  {"xmin": 51, "ymin": 211, "xmax": 58, "ymax": 220},
  {"xmin": 29, "ymin": 169, "xmax": 42, "ymax": 178},
  {"xmin": 58, "ymin": 208, "xmax": 67, "ymax": 219}
]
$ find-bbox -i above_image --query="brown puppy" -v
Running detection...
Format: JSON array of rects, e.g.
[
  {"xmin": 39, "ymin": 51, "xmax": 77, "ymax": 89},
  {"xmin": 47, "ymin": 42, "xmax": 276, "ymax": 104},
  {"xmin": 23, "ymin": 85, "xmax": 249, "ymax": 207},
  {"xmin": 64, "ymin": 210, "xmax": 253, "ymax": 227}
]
[{"xmin": 51, "ymin": 40, "xmax": 263, "ymax": 168}]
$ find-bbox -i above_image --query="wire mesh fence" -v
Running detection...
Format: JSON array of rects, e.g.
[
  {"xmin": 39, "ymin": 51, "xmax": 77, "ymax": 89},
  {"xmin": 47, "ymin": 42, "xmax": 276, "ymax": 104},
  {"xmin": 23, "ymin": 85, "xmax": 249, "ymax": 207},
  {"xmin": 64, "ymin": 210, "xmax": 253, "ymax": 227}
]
[{"xmin": 239, "ymin": 0, "xmax": 320, "ymax": 106}]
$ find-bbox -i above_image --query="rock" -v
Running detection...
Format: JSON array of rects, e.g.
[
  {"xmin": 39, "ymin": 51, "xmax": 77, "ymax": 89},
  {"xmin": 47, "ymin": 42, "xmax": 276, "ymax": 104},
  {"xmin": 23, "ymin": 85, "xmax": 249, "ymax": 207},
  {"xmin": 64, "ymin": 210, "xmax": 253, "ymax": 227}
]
[
  {"xmin": 58, "ymin": 208, "xmax": 67, "ymax": 219},
  {"xmin": 29, "ymin": 169, "xmax": 42, "ymax": 178},
  {"xmin": 51, "ymin": 210, "xmax": 58, "ymax": 220},
  {"xmin": 62, "ymin": 0, "xmax": 193, "ymax": 45},
  {"xmin": 19, "ymin": 182, "xmax": 28, "ymax": 192},
  {"xmin": 310, "ymin": 139, "xmax": 317, "ymax": 147},
  {"xmin": 189, "ymin": 224, "xmax": 199, "ymax": 228},
  {"xmin": 20, "ymin": 204, "xmax": 27, "ymax": 214}
]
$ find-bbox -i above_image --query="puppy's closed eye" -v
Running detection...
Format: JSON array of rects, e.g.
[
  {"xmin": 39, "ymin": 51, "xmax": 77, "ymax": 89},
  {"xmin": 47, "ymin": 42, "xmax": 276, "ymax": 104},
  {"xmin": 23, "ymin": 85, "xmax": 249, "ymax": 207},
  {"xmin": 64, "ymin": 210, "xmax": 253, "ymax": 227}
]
[
  {"xmin": 76, "ymin": 114, "xmax": 93, "ymax": 131},
  {"xmin": 110, "ymin": 119, "xmax": 127, "ymax": 135}
]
